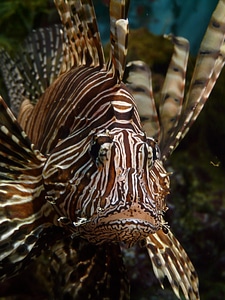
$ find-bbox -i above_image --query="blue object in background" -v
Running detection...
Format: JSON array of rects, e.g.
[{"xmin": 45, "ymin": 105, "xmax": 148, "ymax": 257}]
[{"xmin": 95, "ymin": 0, "xmax": 218, "ymax": 54}]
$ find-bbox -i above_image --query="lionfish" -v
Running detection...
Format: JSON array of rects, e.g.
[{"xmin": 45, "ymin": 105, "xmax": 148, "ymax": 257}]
[{"xmin": 0, "ymin": 0, "xmax": 225, "ymax": 299}]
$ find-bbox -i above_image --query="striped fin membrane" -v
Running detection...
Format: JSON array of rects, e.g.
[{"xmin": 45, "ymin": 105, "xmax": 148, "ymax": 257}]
[
  {"xmin": 159, "ymin": 0, "xmax": 225, "ymax": 160},
  {"xmin": 125, "ymin": 0, "xmax": 225, "ymax": 162},
  {"xmin": 55, "ymin": 0, "xmax": 105, "ymax": 68},
  {"xmin": 0, "ymin": 0, "xmax": 225, "ymax": 299},
  {"xmin": 0, "ymin": 96, "xmax": 58, "ymax": 280},
  {"xmin": 124, "ymin": 35, "xmax": 189, "ymax": 146},
  {"xmin": 0, "ymin": 26, "xmax": 64, "ymax": 116},
  {"xmin": 146, "ymin": 229, "xmax": 199, "ymax": 300},
  {"xmin": 17, "ymin": 0, "xmax": 107, "ymax": 145},
  {"xmin": 124, "ymin": 60, "xmax": 160, "ymax": 141},
  {"xmin": 159, "ymin": 35, "xmax": 189, "ymax": 152}
]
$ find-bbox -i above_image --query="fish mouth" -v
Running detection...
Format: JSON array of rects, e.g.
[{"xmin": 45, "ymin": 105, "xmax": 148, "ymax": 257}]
[
  {"xmin": 96, "ymin": 209, "xmax": 158, "ymax": 224},
  {"xmin": 76, "ymin": 213, "xmax": 161, "ymax": 247},
  {"xmin": 71, "ymin": 201, "xmax": 163, "ymax": 246}
]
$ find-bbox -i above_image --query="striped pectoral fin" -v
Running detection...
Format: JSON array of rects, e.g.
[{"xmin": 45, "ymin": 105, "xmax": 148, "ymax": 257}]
[
  {"xmin": 0, "ymin": 49, "xmax": 24, "ymax": 117},
  {"xmin": 146, "ymin": 229, "xmax": 199, "ymax": 300},
  {"xmin": 0, "ymin": 26, "xmax": 64, "ymax": 116},
  {"xmin": 124, "ymin": 60, "xmax": 160, "ymax": 140},
  {"xmin": 0, "ymin": 209, "xmax": 47, "ymax": 281},
  {"xmin": 49, "ymin": 237, "xmax": 130, "ymax": 300},
  {"xmin": 15, "ymin": 26, "xmax": 64, "ymax": 104},
  {"xmin": 0, "ymin": 96, "xmax": 45, "ymax": 172},
  {"xmin": 166, "ymin": 0, "xmax": 225, "ymax": 159},
  {"xmin": 0, "ymin": 96, "xmax": 52, "ymax": 280}
]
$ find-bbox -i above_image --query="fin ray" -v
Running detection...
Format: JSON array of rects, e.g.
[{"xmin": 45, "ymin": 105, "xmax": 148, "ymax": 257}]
[
  {"xmin": 124, "ymin": 60, "xmax": 160, "ymax": 140},
  {"xmin": 159, "ymin": 35, "xmax": 189, "ymax": 158},
  {"xmin": 146, "ymin": 229, "xmax": 199, "ymax": 300},
  {"xmin": 0, "ymin": 26, "xmax": 64, "ymax": 116},
  {"xmin": 161, "ymin": 0, "xmax": 225, "ymax": 159},
  {"xmin": 54, "ymin": 0, "xmax": 105, "ymax": 68},
  {"xmin": 108, "ymin": 0, "xmax": 130, "ymax": 80},
  {"xmin": 0, "ymin": 97, "xmax": 54, "ymax": 281}
]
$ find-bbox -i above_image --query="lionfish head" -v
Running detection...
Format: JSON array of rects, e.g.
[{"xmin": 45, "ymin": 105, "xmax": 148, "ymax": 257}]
[
  {"xmin": 86, "ymin": 128, "xmax": 170, "ymax": 246},
  {"xmin": 43, "ymin": 118, "xmax": 170, "ymax": 247}
]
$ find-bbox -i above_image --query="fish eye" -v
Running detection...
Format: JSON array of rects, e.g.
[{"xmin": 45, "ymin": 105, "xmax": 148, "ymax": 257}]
[
  {"xmin": 89, "ymin": 134, "xmax": 113, "ymax": 167},
  {"xmin": 89, "ymin": 139, "xmax": 101, "ymax": 161}
]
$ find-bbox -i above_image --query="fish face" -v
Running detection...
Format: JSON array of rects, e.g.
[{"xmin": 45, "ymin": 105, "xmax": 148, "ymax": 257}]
[
  {"xmin": 42, "ymin": 127, "xmax": 169, "ymax": 247},
  {"xmin": 85, "ymin": 129, "xmax": 170, "ymax": 246}
]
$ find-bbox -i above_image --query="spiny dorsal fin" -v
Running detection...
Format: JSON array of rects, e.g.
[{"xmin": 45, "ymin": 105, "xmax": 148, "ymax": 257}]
[
  {"xmin": 0, "ymin": 49, "xmax": 24, "ymax": 117},
  {"xmin": 158, "ymin": 35, "xmax": 189, "ymax": 157},
  {"xmin": 54, "ymin": 0, "xmax": 104, "ymax": 68},
  {"xmin": 161, "ymin": 0, "xmax": 225, "ymax": 160},
  {"xmin": 146, "ymin": 229, "xmax": 200, "ymax": 300},
  {"xmin": 0, "ymin": 25, "xmax": 64, "ymax": 116},
  {"xmin": 124, "ymin": 60, "xmax": 160, "ymax": 140},
  {"xmin": 108, "ymin": 0, "xmax": 130, "ymax": 81},
  {"xmin": 0, "ymin": 96, "xmax": 55, "ymax": 281}
]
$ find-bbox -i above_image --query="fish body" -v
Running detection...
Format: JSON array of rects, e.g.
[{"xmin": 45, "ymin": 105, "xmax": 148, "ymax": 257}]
[
  {"xmin": 17, "ymin": 62, "xmax": 169, "ymax": 247},
  {"xmin": 1, "ymin": 0, "xmax": 225, "ymax": 299}
]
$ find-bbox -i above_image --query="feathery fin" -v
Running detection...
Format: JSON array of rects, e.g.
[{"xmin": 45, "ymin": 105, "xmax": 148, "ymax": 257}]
[
  {"xmin": 0, "ymin": 96, "xmax": 54, "ymax": 281},
  {"xmin": 146, "ymin": 229, "xmax": 200, "ymax": 300},
  {"xmin": 0, "ymin": 26, "xmax": 64, "ymax": 116},
  {"xmin": 161, "ymin": 0, "xmax": 225, "ymax": 160},
  {"xmin": 54, "ymin": 0, "xmax": 105, "ymax": 69}
]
